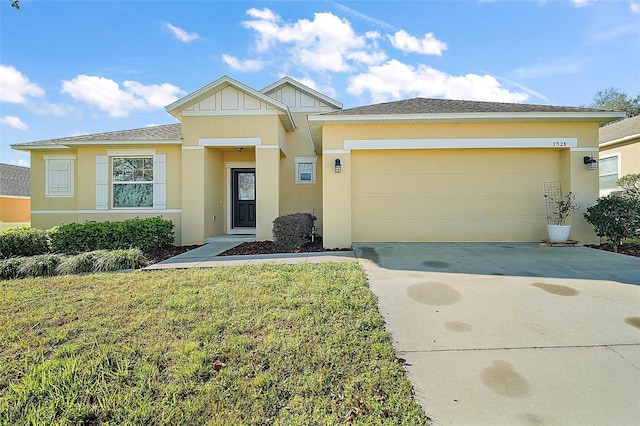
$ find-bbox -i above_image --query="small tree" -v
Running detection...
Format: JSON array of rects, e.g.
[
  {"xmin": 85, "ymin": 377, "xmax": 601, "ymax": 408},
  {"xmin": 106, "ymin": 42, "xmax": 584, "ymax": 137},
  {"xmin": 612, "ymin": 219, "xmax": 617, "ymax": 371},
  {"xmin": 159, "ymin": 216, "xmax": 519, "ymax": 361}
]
[
  {"xmin": 617, "ymin": 173, "xmax": 640, "ymax": 200},
  {"xmin": 583, "ymin": 195, "xmax": 640, "ymax": 253}
]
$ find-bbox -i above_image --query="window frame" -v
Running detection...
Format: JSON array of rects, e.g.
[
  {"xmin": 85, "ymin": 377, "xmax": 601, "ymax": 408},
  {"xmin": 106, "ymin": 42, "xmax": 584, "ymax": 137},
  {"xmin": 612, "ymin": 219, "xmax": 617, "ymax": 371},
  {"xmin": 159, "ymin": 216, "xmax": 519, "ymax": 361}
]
[
  {"xmin": 294, "ymin": 156, "xmax": 317, "ymax": 184},
  {"xmin": 44, "ymin": 155, "xmax": 75, "ymax": 197},
  {"xmin": 111, "ymin": 156, "xmax": 154, "ymax": 209},
  {"xmin": 598, "ymin": 153, "xmax": 621, "ymax": 193}
]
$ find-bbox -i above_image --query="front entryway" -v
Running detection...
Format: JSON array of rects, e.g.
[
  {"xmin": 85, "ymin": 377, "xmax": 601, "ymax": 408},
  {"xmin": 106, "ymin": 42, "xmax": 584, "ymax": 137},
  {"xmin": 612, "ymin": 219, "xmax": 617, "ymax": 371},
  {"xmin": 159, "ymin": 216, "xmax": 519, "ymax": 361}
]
[{"xmin": 231, "ymin": 168, "xmax": 256, "ymax": 228}]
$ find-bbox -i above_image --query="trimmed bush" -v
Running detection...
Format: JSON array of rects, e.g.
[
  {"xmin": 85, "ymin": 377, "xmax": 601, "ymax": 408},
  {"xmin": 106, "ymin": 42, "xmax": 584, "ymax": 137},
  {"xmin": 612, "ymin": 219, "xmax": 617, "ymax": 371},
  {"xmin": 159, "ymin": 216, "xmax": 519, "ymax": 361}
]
[
  {"xmin": 583, "ymin": 195, "xmax": 640, "ymax": 253},
  {"xmin": 272, "ymin": 213, "xmax": 316, "ymax": 250},
  {"xmin": 49, "ymin": 217, "xmax": 174, "ymax": 254},
  {"xmin": 0, "ymin": 226, "xmax": 50, "ymax": 259}
]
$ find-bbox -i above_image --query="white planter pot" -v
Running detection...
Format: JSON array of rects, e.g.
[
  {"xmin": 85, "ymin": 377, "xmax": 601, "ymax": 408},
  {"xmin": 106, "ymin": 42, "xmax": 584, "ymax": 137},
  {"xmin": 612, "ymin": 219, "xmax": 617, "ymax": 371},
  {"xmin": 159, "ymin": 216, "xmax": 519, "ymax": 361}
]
[{"xmin": 547, "ymin": 224, "xmax": 571, "ymax": 242}]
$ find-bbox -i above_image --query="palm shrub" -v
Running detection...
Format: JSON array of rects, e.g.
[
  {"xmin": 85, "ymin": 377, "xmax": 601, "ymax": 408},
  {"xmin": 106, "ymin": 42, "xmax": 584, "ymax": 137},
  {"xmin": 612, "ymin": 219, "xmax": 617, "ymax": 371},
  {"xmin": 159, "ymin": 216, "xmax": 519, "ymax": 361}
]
[{"xmin": 583, "ymin": 195, "xmax": 640, "ymax": 252}]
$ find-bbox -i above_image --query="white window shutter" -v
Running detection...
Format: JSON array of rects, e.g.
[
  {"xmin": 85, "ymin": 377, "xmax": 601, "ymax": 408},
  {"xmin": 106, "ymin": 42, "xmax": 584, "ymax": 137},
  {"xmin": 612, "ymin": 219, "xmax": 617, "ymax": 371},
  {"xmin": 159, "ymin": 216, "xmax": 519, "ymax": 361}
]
[
  {"xmin": 153, "ymin": 154, "xmax": 166, "ymax": 209},
  {"xmin": 95, "ymin": 155, "xmax": 108, "ymax": 210}
]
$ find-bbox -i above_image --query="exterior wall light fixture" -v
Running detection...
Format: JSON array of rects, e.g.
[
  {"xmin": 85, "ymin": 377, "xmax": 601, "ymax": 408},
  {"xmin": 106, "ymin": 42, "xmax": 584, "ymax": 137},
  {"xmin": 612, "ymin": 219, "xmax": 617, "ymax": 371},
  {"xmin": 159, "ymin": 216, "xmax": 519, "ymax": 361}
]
[
  {"xmin": 583, "ymin": 156, "xmax": 598, "ymax": 171},
  {"xmin": 334, "ymin": 158, "xmax": 342, "ymax": 173}
]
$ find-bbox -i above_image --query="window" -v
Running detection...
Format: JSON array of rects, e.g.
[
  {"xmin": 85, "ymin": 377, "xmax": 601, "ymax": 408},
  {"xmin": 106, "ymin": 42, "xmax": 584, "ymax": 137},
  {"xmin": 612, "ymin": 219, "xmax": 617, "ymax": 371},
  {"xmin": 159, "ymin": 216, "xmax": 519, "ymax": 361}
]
[
  {"xmin": 112, "ymin": 157, "xmax": 154, "ymax": 208},
  {"xmin": 599, "ymin": 155, "xmax": 619, "ymax": 192},
  {"xmin": 45, "ymin": 156, "xmax": 75, "ymax": 197},
  {"xmin": 294, "ymin": 157, "xmax": 317, "ymax": 184},
  {"xmin": 95, "ymin": 153, "xmax": 166, "ymax": 210}
]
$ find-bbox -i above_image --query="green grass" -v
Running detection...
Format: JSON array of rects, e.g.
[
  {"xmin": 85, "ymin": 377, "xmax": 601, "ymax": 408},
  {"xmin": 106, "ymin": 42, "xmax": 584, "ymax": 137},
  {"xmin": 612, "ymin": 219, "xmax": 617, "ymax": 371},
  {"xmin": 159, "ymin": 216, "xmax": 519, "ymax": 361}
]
[{"xmin": 0, "ymin": 263, "xmax": 428, "ymax": 425}]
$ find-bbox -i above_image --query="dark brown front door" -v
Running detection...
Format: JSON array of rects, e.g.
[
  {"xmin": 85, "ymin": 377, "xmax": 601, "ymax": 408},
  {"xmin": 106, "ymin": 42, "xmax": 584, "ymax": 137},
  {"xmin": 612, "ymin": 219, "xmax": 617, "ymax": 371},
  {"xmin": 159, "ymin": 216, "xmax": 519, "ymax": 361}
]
[{"xmin": 232, "ymin": 169, "xmax": 256, "ymax": 228}]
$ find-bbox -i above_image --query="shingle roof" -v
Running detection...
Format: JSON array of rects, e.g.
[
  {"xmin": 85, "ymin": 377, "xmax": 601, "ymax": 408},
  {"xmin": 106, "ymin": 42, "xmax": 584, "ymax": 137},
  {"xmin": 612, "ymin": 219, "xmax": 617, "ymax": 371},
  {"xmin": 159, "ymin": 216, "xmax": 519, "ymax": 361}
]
[
  {"xmin": 325, "ymin": 97, "xmax": 613, "ymax": 115},
  {"xmin": 599, "ymin": 115, "xmax": 640, "ymax": 144},
  {"xmin": 12, "ymin": 123, "xmax": 182, "ymax": 147},
  {"xmin": 0, "ymin": 163, "xmax": 30, "ymax": 197}
]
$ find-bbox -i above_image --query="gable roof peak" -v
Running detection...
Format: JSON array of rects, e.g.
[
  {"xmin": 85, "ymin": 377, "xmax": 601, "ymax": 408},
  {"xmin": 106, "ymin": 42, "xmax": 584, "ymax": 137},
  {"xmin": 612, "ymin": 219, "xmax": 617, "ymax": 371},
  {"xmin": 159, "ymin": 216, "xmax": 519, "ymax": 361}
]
[{"xmin": 261, "ymin": 76, "xmax": 342, "ymax": 110}]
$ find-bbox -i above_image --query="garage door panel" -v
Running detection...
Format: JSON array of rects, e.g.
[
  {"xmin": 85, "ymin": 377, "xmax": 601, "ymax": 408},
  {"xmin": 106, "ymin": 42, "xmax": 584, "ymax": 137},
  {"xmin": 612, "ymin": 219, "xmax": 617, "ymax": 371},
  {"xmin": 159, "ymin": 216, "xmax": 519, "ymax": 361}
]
[{"xmin": 352, "ymin": 149, "xmax": 561, "ymax": 242}]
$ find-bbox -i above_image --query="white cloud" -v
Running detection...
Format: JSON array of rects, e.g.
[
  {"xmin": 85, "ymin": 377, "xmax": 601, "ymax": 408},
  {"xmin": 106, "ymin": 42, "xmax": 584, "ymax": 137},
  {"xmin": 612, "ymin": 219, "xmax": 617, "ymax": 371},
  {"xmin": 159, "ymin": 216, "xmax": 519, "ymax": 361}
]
[
  {"xmin": 0, "ymin": 115, "xmax": 28, "ymax": 131},
  {"xmin": 347, "ymin": 60, "xmax": 528, "ymax": 103},
  {"xmin": 239, "ymin": 8, "xmax": 386, "ymax": 72},
  {"xmin": 630, "ymin": 1, "xmax": 640, "ymax": 13},
  {"xmin": 570, "ymin": 0, "xmax": 590, "ymax": 7},
  {"xmin": 164, "ymin": 23, "xmax": 199, "ymax": 42},
  {"xmin": 61, "ymin": 75, "xmax": 185, "ymax": 117},
  {"xmin": 0, "ymin": 65, "xmax": 45, "ymax": 103},
  {"xmin": 10, "ymin": 158, "xmax": 30, "ymax": 167},
  {"xmin": 222, "ymin": 54, "xmax": 264, "ymax": 72},
  {"xmin": 388, "ymin": 30, "xmax": 447, "ymax": 56}
]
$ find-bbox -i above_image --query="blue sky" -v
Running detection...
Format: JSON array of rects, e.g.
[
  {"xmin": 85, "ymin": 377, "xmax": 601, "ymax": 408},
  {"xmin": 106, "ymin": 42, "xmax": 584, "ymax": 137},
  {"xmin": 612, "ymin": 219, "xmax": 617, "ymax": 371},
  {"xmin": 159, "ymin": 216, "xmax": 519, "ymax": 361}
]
[{"xmin": 1, "ymin": 0, "xmax": 639, "ymax": 167}]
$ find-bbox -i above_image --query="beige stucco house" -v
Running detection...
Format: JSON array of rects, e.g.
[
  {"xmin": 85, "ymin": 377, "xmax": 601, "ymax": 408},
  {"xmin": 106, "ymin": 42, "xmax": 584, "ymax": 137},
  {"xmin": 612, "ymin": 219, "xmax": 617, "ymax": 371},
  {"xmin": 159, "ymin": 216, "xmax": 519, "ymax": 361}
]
[
  {"xmin": 599, "ymin": 114, "xmax": 640, "ymax": 196},
  {"xmin": 0, "ymin": 163, "xmax": 31, "ymax": 230},
  {"xmin": 12, "ymin": 76, "xmax": 623, "ymax": 247}
]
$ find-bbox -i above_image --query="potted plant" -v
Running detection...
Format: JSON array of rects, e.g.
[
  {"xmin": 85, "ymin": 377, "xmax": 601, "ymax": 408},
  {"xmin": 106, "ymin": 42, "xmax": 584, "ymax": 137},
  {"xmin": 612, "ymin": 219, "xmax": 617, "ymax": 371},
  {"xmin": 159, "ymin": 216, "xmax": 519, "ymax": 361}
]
[{"xmin": 544, "ymin": 192, "xmax": 579, "ymax": 242}]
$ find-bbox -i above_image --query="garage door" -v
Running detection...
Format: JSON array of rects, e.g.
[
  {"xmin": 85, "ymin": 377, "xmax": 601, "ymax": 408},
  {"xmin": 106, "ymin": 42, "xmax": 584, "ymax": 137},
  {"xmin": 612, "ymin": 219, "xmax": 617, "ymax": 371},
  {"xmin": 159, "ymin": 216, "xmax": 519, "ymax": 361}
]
[{"xmin": 351, "ymin": 149, "xmax": 561, "ymax": 242}]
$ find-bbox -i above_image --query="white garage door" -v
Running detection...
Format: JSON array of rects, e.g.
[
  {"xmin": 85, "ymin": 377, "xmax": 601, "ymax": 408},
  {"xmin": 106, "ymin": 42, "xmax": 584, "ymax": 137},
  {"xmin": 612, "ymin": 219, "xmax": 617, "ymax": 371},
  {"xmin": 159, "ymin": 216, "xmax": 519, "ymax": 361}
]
[{"xmin": 351, "ymin": 149, "xmax": 561, "ymax": 242}]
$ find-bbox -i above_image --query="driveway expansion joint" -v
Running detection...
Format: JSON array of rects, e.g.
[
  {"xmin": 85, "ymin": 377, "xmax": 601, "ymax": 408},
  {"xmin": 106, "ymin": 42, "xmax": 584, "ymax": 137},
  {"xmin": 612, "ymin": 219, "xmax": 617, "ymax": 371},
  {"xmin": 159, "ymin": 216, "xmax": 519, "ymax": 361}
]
[{"xmin": 400, "ymin": 343, "xmax": 640, "ymax": 354}]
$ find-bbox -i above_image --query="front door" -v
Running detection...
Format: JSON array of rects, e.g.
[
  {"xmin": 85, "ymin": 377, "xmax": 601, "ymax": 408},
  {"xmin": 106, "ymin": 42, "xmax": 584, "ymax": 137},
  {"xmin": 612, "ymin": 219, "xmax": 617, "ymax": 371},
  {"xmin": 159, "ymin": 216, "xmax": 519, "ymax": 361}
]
[{"xmin": 232, "ymin": 169, "xmax": 256, "ymax": 228}]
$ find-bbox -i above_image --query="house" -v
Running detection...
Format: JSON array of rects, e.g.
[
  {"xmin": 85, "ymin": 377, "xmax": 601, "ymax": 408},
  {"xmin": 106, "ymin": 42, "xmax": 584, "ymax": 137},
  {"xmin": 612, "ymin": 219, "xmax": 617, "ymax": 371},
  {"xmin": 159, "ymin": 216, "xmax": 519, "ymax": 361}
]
[
  {"xmin": 12, "ymin": 76, "xmax": 623, "ymax": 247},
  {"xmin": 599, "ymin": 114, "xmax": 640, "ymax": 196},
  {"xmin": 0, "ymin": 163, "xmax": 31, "ymax": 230}
]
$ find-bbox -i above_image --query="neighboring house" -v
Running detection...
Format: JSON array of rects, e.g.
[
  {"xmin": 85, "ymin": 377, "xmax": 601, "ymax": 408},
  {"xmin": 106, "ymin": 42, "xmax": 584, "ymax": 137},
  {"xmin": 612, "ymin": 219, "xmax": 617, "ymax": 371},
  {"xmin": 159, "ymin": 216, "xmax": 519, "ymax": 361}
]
[
  {"xmin": 599, "ymin": 114, "xmax": 640, "ymax": 196},
  {"xmin": 0, "ymin": 163, "xmax": 31, "ymax": 230},
  {"xmin": 12, "ymin": 76, "xmax": 623, "ymax": 247}
]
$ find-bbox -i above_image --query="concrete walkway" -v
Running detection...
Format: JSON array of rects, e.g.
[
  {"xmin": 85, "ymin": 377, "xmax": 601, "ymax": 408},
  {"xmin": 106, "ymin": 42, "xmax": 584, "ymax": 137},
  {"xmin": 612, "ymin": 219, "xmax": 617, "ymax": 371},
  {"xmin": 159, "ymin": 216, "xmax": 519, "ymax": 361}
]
[
  {"xmin": 353, "ymin": 243, "xmax": 640, "ymax": 426},
  {"xmin": 144, "ymin": 235, "xmax": 356, "ymax": 269}
]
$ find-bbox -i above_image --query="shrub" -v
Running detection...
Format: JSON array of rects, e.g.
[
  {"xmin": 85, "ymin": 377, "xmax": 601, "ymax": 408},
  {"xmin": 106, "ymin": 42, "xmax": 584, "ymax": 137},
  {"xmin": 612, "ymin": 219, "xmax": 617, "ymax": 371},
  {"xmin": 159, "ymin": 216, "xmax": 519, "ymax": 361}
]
[
  {"xmin": 49, "ymin": 217, "xmax": 174, "ymax": 254},
  {"xmin": 92, "ymin": 249, "xmax": 147, "ymax": 272},
  {"xmin": 583, "ymin": 195, "xmax": 640, "ymax": 252},
  {"xmin": 0, "ymin": 258, "xmax": 23, "ymax": 280},
  {"xmin": 0, "ymin": 226, "xmax": 50, "ymax": 259},
  {"xmin": 1, "ymin": 249, "xmax": 148, "ymax": 280},
  {"xmin": 617, "ymin": 173, "xmax": 640, "ymax": 200},
  {"xmin": 17, "ymin": 254, "xmax": 62, "ymax": 278},
  {"xmin": 272, "ymin": 213, "xmax": 316, "ymax": 250}
]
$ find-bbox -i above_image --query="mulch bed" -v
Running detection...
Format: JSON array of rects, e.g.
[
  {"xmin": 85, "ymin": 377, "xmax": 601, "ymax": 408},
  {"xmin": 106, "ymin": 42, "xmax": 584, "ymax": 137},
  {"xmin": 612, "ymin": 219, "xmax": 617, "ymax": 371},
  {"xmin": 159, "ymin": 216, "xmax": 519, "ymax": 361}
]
[
  {"xmin": 219, "ymin": 238, "xmax": 350, "ymax": 256},
  {"xmin": 144, "ymin": 245, "xmax": 201, "ymax": 266},
  {"xmin": 585, "ymin": 243, "xmax": 640, "ymax": 258}
]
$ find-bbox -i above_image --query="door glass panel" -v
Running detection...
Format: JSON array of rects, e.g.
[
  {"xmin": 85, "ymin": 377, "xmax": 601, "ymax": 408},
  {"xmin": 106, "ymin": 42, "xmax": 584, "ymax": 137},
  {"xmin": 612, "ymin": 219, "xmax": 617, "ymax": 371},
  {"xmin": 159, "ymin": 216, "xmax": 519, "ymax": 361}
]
[{"xmin": 238, "ymin": 173, "xmax": 255, "ymax": 201}]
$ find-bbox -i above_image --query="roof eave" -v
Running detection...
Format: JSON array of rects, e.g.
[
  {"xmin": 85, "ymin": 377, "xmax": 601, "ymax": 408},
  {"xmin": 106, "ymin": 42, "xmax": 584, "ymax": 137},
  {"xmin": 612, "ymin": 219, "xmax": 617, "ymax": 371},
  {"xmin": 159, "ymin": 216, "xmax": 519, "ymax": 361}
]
[
  {"xmin": 10, "ymin": 143, "xmax": 70, "ymax": 152},
  {"xmin": 600, "ymin": 133, "xmax": 640, "ymax": 148},
  {"xmin": 308, "ymin": 111, "xmax": 626, "ymax": 124}
]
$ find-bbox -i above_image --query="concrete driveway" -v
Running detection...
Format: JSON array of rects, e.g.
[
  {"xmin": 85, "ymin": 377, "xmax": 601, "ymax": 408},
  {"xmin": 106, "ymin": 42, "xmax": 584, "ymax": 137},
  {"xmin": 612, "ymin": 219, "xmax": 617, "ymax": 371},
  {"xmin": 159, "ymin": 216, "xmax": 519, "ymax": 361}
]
[{"xmin": 353, "ymin": 243, "xmax": 640, "ymax": 426}]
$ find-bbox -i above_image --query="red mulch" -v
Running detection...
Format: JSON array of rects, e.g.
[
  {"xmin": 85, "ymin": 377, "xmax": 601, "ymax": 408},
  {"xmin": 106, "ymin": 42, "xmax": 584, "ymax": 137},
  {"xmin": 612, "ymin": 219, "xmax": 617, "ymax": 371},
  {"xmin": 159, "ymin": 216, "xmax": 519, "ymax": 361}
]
[{"xmin": 585, "ymin": 243, "xmax": 640, "ymax": 258}]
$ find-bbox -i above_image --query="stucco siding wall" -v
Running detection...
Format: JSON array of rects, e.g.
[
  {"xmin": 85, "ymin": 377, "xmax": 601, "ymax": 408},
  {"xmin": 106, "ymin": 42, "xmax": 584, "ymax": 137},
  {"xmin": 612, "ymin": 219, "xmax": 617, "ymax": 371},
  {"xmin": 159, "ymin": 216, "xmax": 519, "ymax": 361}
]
[
  {"xmin": 600, "ymin": 140, "xmax": 640, "ymax": 177},
  {"xmin": 322, "ymin": 120, "xmax": 600, "ymax": 247},
  {"xmin": 0, "ymin": 197, "xmax": 30, "ymax": 223}
]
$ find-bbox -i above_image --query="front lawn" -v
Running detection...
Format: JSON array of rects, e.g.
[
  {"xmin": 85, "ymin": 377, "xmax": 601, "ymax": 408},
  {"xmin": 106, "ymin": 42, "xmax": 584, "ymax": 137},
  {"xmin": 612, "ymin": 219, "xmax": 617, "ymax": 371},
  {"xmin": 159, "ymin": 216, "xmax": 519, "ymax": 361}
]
[{"xmin": 0, "ymin": 263, "xmax": 428, "ymax": 425}]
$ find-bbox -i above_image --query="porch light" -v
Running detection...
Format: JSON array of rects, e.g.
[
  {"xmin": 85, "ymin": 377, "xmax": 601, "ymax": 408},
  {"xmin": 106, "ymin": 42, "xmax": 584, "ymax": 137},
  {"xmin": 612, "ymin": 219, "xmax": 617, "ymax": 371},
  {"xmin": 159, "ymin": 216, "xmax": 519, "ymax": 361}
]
[
  {"xmin": 334, "ymin": 158, "xmax": 342, "ymax": 173},
  {"xmin": 583, "ymin": 156, "xmax": 598, "ymax": 171}
]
